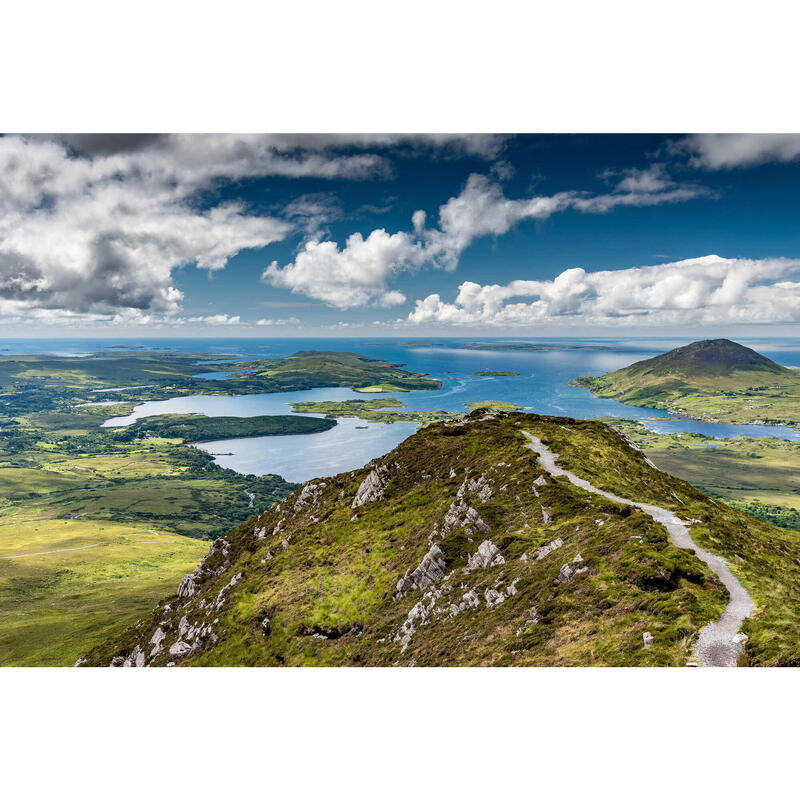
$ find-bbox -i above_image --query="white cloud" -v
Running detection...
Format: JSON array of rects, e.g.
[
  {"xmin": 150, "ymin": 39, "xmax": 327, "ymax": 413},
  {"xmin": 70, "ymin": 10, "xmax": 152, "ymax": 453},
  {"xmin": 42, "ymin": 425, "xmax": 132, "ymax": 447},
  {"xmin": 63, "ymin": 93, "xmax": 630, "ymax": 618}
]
[
  {"xmin": 0, "ymin": 135, "xmax": 304, "ymax": 321},
  {"xmin": 263, "ymin": 230, "xmax": 419, "ymax": 308},
  {"xmin": 263, "ymin": 170, "xmax": 709, "ymax": 308},
  {"xmin": 677, "ymin": 134, "xmax": 800, "ymax": 169},
  {"xmin": 422, "ymin": 174, "xmax": 577, "ymax": 270},
  {"xmin": 0, "ymin": 135, "xmax": 512, "ymax": 324},
  {"xmin": 407, "ymin": 255, "xmax": 800, "ymax": 326},
  {"xmin": 256, "ymin": 316, "xmax": 301, "ymax": 326},
  {"xmin": 187, "ymin": 314, "xmax": 242, "ymax": 325}
]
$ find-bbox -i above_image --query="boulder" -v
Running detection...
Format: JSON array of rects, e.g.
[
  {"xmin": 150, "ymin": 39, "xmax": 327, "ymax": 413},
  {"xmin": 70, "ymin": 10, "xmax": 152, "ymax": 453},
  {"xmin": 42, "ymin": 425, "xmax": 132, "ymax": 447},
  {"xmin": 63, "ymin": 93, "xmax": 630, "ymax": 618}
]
[
  {"xmin": 169, "ymin": 640, "xmax": 192, "ymax": 660},
  {"xmin": 396, "ymin": 545, "xmax": 447, "ymax": 593},
  {"xmin": 467, "ymin": 539, "xmax": 505, "ymax": 570},
  {"xmin": 352, "ymin": 465, "xmax": 390, "ymax": 508}
]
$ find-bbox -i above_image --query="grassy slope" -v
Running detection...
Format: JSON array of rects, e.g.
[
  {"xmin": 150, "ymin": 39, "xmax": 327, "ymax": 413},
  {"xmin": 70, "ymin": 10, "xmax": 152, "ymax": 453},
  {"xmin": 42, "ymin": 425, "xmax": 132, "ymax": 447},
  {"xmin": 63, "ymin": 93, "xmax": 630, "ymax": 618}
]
[
  {"xmin": 0, "ymin": 349, "xmax": 443, "ymax": 666},
  {"xmin": 84, "ymin": 411, "xmax": 800, "ymax": 668},
  {"xmin": 530, "ymin": 419, "xmax": 800, "ymax": 665},
  {"xmin": 603, "ymin": 419, "xmax": 800, "ymax": 528},
  {"xmin": 0, "ymin": 510, "xmax": 206, "ymax": 666}
]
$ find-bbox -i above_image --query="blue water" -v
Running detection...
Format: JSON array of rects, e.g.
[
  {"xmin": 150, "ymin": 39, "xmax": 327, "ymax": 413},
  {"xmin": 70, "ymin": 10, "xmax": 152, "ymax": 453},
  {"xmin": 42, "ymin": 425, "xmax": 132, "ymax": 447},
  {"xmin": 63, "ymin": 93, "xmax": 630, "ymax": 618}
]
[{"xmin": 4, "ymin": 337, "xmax": 800, "ymax": 480}]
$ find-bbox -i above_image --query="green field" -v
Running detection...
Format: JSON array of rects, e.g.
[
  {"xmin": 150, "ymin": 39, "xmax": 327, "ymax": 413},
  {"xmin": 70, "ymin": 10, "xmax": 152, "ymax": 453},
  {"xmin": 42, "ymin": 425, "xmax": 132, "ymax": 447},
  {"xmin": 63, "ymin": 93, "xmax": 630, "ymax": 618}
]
[
  {"xmin": 0, "ymin": 509, "xmax": 207, "ymax": 666},
  {"xmin": 604, "ymin": 418, "xmax": 800, "ymax": 531}
]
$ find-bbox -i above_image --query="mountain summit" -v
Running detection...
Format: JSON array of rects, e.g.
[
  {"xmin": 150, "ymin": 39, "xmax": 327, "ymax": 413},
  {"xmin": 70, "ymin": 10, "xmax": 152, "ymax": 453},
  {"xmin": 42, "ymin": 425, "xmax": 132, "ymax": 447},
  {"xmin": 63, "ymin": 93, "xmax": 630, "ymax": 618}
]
[
  {"xmin": 622, "ymin": 339, "xmax": 789, "ymax": 379},
  {"xmin": 573, "ymin": 339, "xmax": 800, "ymax": 425}
]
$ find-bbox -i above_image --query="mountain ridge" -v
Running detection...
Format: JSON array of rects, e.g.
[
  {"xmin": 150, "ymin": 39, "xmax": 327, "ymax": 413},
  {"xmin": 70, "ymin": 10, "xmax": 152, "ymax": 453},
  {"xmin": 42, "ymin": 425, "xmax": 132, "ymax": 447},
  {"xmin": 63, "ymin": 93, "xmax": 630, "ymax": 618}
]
[{"xmin": 81, "ymin": 410, "xmax": 800, "ymax": 667}]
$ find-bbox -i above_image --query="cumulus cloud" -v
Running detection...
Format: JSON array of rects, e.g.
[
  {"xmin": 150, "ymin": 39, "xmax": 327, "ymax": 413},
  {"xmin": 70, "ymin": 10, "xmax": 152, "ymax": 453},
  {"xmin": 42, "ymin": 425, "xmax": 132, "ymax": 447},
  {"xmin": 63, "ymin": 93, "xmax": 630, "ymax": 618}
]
[
  {"xmin": 0, "ymin": 134, "xmax": 512, "ymax": 323},
  {"xmin": 0, "ymin": 135, "xmax": 328, "ymax": 321},
  {"xmin": 264, "ymin": 170, "xmax": 708, "ymax": 307},
  {"xmin": 676, "ymin": 134, "xmax": 800, "ymax": 169},
  {"xmin": 263, "ymin": 230, "xmax": 419, "ymax": 308},
  {"xmin": 407, "ymin": 255, "xmax": 800, "ymax": 326}
]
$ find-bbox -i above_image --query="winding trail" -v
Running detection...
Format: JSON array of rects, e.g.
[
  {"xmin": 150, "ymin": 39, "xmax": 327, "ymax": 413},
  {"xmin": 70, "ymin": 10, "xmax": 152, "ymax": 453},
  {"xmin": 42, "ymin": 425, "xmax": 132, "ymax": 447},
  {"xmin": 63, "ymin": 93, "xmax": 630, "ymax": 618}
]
[
  {"xmin": 0, "ymin": 543, "xmax": 101, "ymax": 560},
  {"xmin": 522, "ymin": 432, "xmax": 754, "ymax": 667}
]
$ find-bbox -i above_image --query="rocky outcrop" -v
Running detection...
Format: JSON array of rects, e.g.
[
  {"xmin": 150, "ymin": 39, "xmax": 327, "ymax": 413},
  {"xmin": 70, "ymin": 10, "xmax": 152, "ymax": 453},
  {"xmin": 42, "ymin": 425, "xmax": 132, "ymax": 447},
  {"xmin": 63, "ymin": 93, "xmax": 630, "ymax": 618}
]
[
  {"xmin": 535, "ymin": 538, "xmax": 564, "ymax": 560},
  {"xmin": 396, "ymin": 545, "xmax": 447, "ymax": 593},
  {"xmin": 352, "ymin": 465, "xmax": 390, "ymax": 508},
  {"xmin": 177, "ymin": 573, "xmax": 197, "ymax": 599},
  {"xmin": 294, "ymin": 482, "xmax": 326, "ymax": 512},
  {"xmin": 442, "ymin": 498, "xmax": 490, "ymax": 537},
  {"xmin": 557, "ymin": 554, "xmax": 588, "ymax": 583},
  {"xmin": 458, "ymin": 474, "xmax": 493, "ymax": 503},
  {"xmin": 150, "ymin": 626, "xmax": 166, "ymax": 657},
  {"xmin": 467, "ymin": 539, "xmax": 505, "ymax": 570}
]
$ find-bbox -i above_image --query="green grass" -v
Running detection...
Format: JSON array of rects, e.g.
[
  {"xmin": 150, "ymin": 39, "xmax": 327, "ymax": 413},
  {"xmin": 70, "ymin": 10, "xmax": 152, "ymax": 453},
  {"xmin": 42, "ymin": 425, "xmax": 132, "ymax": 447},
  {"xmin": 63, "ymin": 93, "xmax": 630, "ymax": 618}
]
[
  {"xmin": 0, "ymin": 510, "xmax": 206, "ymax": 666},
  {"xmin": 602, "ymin": 418, "xmax": 800, "ymax": 525}
]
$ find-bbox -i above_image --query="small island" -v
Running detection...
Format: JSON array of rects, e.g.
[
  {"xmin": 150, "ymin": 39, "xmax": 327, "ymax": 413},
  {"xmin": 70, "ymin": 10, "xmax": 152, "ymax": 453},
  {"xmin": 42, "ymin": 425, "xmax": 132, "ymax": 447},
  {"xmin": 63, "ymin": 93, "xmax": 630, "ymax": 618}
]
[
  {"xmin": 127, "ymin": 413, "xmax": 335, "ymax": 443},
  {"xmin": 463, "ymin": 400, "xmax": 522, "ymax": 411},
  {"xmin": 290, "ymin": 397, "xmax": 523, "ymax": 423},
  {"xmin": 474, "ymin": 370, "xmax": 520, "ymax": 377}
]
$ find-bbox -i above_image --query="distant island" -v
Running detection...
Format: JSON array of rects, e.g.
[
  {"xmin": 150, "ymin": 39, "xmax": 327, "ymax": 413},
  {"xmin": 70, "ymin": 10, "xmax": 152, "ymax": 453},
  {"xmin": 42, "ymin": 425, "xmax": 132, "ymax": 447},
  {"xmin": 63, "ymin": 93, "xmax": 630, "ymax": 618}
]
[
  {"xmin": 474, "ymin": 370, "xmax": 520, "ymax": 377},
  {"xmin": 128, "ymin": 414, "xmax": 335, "ymax": 443},
  {"xmin": 573, "ymin": 338, "xmax": 800, "ymax": 427}
]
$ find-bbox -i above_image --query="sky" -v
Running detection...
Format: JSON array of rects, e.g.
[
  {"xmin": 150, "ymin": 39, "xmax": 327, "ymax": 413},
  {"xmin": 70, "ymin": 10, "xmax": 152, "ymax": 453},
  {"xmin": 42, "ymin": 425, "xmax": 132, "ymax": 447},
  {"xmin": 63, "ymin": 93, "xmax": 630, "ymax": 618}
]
[{"xmin": 3, "ymin": 132, "xmax": 800, "ymax": 337}]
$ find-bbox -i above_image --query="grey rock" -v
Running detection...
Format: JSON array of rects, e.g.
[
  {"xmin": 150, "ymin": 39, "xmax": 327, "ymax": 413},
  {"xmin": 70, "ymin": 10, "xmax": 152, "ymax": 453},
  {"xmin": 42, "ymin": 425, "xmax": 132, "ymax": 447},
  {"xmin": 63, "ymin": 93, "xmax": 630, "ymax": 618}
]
[
  {"xmin": 149, "ymin": 626, "xmax": 166, "ymax": 656},
  {"xmin": 643, "ymin": 631, "xmax": 654, "ymax": 648},
  {"xmin": 484, "ymin": 588, "xmax": 506, "ymax": 607},
  {"xmin": 352, "ymin": 465, "xmax": 389, "ymax": 508},
  {"xmin": 169, "ymin": 640, "xmax": 192, "ymax": 660},
  {"xmin": 466, "ymin": 539, "xmax": 505, "ymax": 570},
  {"xmin": 535, "ymin": 537, "xmax": 564, "ymax": 560},
  {"xmin": 557, "ymin": 554, "xmax": 588, "ymax": 584},
  {"xmin": 443, "ymin": 497, "xmax": 490, "ymax": 536},
  {"xmin": 177, "ymin": 573, "xmax": 197, "ymax": 599},
  {"xmin": 294, "ymin": 482, "xmax": 326, "ymax": 512},
  {"xmin": 397, "ymin": 544, "xmax": 447, "ymax": 593}
]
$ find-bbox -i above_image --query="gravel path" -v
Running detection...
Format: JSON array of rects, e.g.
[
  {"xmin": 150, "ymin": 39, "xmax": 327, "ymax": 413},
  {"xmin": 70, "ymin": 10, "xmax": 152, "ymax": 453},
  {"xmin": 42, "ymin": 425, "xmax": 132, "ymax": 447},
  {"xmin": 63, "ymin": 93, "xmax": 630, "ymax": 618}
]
[
  {"xmin": 523, "ymin": 432, "xmax": 754, "ymax": 667},
  {"xmin": 0, "ymin": 543, "xmax": 101, "ymax": 560}
]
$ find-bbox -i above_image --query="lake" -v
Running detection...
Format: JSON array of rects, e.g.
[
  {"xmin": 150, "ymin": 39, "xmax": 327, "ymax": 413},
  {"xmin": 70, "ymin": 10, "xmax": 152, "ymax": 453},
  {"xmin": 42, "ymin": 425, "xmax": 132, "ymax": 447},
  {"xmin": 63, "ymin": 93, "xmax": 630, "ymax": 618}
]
[{"xmin": 72, "ymin": 336, "xmax": 800, "ymax": 481}]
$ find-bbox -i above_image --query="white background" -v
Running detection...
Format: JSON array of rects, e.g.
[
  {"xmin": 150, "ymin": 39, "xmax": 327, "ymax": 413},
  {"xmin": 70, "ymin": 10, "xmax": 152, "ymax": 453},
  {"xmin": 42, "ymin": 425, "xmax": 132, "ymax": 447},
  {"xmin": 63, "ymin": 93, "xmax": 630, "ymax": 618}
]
[{"xmin": 2, "ymin": 1, "xmax": 799, "ymax": 797}]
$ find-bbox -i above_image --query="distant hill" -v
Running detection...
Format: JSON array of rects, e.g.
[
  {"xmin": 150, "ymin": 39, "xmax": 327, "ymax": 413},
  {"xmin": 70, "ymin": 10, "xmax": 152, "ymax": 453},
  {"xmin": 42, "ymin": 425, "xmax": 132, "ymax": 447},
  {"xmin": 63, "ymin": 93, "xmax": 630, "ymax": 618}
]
[
  {"xmin": 574, "ymin": 339, "xmax": 800, "ymax": 426},
  {"xmin": 81, "ymin": 410, "xmax": 800, "ymax": 667}
]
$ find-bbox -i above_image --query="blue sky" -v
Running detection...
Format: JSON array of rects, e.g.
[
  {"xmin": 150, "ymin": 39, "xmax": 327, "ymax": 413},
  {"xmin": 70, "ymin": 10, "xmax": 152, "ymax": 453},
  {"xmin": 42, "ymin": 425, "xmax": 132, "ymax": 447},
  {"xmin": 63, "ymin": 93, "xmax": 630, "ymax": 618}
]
[{"xmin": 3, "ymin": 133, "xmax": 800, "ymax": 336}]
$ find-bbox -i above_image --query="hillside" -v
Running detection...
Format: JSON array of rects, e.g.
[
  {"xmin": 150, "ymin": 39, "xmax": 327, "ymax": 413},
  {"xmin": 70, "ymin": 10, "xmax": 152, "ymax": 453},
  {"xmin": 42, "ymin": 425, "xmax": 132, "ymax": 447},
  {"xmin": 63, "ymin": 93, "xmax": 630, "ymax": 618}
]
[
  {"xmin": 81, "ymin": 410, "xmax": 800, "ymax": 667},
  {"xmin": 573, "ymin": 339, "xmax": 800, "ymax": 426}
]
